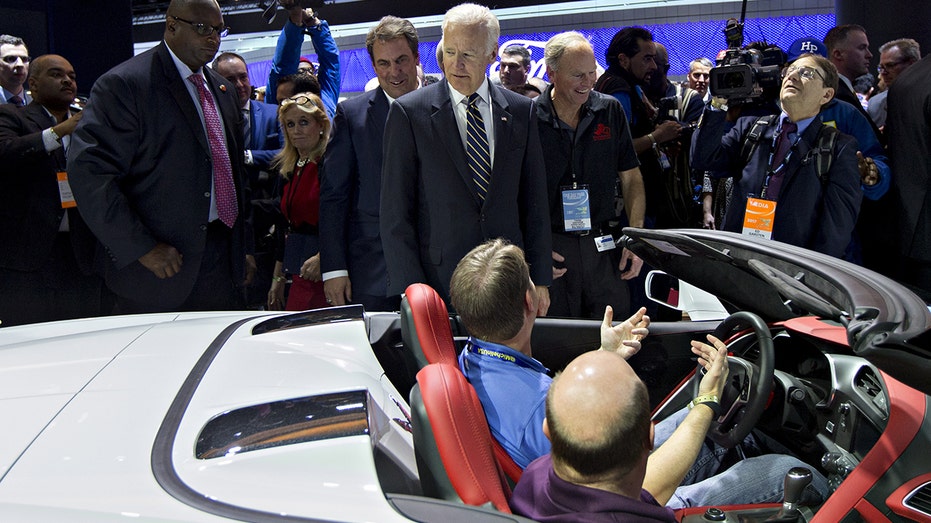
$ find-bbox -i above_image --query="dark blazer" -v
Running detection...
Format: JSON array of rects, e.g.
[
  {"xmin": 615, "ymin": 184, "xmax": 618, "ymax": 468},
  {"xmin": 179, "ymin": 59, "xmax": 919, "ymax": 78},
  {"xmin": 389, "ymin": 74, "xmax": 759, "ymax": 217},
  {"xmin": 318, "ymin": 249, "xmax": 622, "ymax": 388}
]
[
  {"xmin": 68, "ymin": 42, "xmax": 251, "ymax": 308},
  {"xmin": 835, "ymin": 79, "xmax": 882, "ymax": 142},
  {"xmin": 693, "ymin": 110, "xmax": 862, "ymax": 258},
  {"xmin": 380, "ymin": 79, "xmax": 552, "ymax": 301},
  {"xmin": 319, "ymin": 87, "xmax": 391, "ymax": 298},
  {"xmin": 246, "ymin": 99, "xmax": 281, "ymax": 171},
  {"xmin": 243, "ymin": 99, "xmax": 282, "ymax": 202},
  {"xmin": 889, "ymin": 55, "xmax": 931, "ymax": 260},
  {"xmin": 0, "ymin": 103, "xmax": 96, "ymax": 273}
]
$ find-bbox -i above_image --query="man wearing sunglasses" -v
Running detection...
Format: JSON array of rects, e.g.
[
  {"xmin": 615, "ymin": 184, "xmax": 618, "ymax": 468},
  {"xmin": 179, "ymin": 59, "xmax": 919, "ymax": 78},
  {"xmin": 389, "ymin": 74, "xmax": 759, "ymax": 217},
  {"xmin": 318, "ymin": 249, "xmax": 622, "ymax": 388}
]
[
  {"xmin": 0, "ymin": 34, "xmax": 31, "ymax": 106},
  {"xmin": 69, "ymin": 0, "xmax": 255, "ymax": 314},
  {"xmin": 692, "ymin": 53, "xmax": 861, "ymax": 259}
]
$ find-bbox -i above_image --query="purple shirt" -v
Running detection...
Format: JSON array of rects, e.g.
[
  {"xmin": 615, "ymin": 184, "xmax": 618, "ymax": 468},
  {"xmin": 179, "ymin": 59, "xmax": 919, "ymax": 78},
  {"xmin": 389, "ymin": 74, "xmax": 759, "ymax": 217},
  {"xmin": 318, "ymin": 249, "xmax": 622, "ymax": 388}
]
[{"xmin": 510, "ymin": 454, "xmax": 677, "ymax": 523}]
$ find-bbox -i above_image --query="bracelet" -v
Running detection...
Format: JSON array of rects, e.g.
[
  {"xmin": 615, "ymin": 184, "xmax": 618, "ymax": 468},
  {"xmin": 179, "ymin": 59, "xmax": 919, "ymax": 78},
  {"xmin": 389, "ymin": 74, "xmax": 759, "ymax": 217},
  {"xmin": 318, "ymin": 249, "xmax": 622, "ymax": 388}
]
[
  {"xmin": 647, "ymin": 133, "xmax": 657, "ymax": 146},
  {"xmin": 688, "ymin": 393, "xmax": 722, "ymax": 416},
  {"xmin": 273, "ymin": 275, "xmax": 287, "ymax": 283}
]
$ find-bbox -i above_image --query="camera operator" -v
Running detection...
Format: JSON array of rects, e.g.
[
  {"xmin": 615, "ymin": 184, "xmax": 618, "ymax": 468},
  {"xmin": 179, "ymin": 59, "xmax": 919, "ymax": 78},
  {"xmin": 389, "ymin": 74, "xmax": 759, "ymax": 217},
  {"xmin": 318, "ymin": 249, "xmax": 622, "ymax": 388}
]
[
  {"xmin": 645, "ymin": 42, "xmax": 704, "ymax": 228},
  {"xmin": 692, "ymin": 53, "xmax": 861, "ymax": 258},
  {"xmin": 595, "ymin": 27, "xmax": 682, "ymax": 230}
]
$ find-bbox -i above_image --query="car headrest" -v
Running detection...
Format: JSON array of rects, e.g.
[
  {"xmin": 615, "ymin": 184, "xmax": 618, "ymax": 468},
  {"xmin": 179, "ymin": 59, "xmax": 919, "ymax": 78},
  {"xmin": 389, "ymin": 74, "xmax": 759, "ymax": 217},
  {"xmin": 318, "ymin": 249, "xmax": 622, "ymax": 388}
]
[
  {"xmin": 410, "ymin": 363, "xmax": 512, "ymax": 512},
  {"xmin": 402, "ymin": 283, "xmax": 459, "ymax": 368}
]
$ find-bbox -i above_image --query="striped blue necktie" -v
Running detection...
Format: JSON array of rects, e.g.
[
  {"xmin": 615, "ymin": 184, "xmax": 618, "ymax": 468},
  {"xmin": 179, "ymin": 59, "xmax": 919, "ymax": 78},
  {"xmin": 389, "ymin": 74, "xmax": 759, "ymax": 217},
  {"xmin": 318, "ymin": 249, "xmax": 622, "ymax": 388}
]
[{"xmin": 466, "ymin": 93, "xmax": 491, "ymax": 201}]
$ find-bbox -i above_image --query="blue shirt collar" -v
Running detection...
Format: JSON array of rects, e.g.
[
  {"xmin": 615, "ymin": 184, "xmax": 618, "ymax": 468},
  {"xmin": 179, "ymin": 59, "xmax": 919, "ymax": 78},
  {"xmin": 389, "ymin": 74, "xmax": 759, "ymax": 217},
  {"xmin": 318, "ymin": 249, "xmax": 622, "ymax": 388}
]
[{"xmin": 466, "ymin": 337, "xmax": 549, "ymax": 373}]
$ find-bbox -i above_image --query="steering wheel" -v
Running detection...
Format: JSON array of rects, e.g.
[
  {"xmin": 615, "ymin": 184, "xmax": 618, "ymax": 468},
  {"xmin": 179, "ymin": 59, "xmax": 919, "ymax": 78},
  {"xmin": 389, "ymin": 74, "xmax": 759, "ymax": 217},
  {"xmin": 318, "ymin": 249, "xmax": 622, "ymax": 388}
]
[{"xmin": 692, "ymin": 311, "xmax": 774, "ymax": 449}]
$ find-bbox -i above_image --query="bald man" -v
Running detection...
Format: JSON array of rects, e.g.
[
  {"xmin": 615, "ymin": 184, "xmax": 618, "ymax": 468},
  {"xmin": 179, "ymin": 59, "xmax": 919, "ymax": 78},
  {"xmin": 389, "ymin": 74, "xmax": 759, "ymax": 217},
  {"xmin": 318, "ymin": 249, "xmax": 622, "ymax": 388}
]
[
  {"xmin": 511, "ymin": 348, "xmax": 826, "ymax": 520},
  {"xmin": 0, "ymin": 55, "xmax": 106, "ymax": 326},
  {"xmin": 70, "ymin": 0, "xmax": 254, "ymax": 313}
]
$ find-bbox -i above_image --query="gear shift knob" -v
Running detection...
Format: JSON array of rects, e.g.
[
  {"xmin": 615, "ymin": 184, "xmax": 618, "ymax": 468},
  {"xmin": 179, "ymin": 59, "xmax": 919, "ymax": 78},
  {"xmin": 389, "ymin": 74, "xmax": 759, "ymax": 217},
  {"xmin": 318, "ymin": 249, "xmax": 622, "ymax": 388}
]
[
  {"xmin": 765, "ymin": 467, "xmax": 813, "ymax": 522},
  {"xmin": 783, "ymin": 467, "xmax": 812, "ymax": 509}
]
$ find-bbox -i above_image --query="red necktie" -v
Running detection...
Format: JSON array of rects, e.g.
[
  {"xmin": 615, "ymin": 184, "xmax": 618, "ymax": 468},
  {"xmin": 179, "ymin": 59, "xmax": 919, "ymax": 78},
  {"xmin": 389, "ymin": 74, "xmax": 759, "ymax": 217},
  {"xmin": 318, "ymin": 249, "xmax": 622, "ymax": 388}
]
[
  {"xmin": 188, "ymin": 73, "xmax": 238, "ymax": 227},
  {"xmin": 767, "ymin": 120, "xmax": 797, "ymax": 201}
]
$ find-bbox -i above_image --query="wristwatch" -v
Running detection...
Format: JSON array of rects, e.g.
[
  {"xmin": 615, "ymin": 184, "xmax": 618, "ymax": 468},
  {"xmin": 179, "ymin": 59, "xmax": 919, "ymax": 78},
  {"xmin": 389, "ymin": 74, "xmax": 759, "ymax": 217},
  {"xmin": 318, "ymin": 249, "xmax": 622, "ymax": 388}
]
[{"xmin": 49, "ymin": 126, "xmax": 62, "ymax": 143}]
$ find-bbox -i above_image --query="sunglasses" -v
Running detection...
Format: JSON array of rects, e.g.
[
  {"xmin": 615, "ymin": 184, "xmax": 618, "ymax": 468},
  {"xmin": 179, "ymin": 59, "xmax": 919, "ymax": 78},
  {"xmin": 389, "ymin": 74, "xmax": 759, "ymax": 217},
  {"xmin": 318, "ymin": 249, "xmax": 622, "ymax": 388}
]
[{"xmin": 281, "ymin": 95, "xmax": 319, "ymax": 109}]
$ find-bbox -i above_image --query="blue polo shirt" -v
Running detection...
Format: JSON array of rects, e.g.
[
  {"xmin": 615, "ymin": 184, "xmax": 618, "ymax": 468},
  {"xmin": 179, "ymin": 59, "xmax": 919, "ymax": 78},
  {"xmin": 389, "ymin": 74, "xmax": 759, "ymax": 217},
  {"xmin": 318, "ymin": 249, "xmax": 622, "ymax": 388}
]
[{"xmin": 458, "ymin": 337, "xmax": 552, "ymax": 468}]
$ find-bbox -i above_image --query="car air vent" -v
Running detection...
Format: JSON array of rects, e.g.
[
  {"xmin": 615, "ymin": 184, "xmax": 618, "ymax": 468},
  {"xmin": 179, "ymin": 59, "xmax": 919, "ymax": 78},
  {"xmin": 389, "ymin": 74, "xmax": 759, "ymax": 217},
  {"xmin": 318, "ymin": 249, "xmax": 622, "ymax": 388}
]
[
  {"xmin": 905, "ymin": 482, "xmax": 931, "ymax": 516},
  {"xmin": 854, "ymin": 366, "xmax": 888, "ymax": 415}
]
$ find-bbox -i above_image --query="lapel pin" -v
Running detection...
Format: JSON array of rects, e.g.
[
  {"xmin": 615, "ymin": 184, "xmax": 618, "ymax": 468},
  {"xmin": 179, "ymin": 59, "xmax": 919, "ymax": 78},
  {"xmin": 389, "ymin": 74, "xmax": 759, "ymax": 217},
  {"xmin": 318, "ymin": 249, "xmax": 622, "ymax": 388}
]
[
  {"xmin": 501, "ymin": 116, "xmax": 508, "ymax": 121},
  {"xmin": 219, "ymin": 84, "xmax": 227, "ymax": 92}
]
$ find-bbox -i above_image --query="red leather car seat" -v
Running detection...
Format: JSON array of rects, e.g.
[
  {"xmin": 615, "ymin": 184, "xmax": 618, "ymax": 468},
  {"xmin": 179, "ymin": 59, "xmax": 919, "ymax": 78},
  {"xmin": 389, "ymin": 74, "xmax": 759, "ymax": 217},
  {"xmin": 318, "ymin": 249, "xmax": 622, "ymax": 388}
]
[
  {"xmin": 401, "ymin": 283, "xmax": 460, "ymax": 368},
  {"xmin": 401, "ymin": 283, "xmax": 524, "ymax": 484},
  {"xmin": 410, "ymin": 363, "xmax": 512, "ymax": 512}
]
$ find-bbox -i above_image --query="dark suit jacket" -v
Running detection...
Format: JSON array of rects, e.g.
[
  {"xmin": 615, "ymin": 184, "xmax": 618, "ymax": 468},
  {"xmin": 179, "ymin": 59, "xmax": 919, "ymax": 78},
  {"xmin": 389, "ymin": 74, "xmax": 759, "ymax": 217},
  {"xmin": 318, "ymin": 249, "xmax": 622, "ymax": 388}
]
[
  {"xmin": 319, "ymin": 87, "xmax": 391, "ymax": 298},
  {"xmin": 246, "ymin": 99, "xmax": 281, "ymax": 171},
  {"xmin": 693, "ymin": 110, "xmax": 862, "ymax": 258},
  {"xmin": 68, "ymin": 42, "xmax": 251, "ymax": 308},
  {"xmin": 889, "ymin": 55, "xmax": 931, "ymax": 260},
  {"xmin": 380, "ymin": 79, "xmax": 552, "ymax": 301},
  {"xmin": 0, "ymin": 103, "xmax": 96, "ymax": 273},
  {"xmin": 835, "ymin": 79, "xmax": 882, "ymax": 142}
]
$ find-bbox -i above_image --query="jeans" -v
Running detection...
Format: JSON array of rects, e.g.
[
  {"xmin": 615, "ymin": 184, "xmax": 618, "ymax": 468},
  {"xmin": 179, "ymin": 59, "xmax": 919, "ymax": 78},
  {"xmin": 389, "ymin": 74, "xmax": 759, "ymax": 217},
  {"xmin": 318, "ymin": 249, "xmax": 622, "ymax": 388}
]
[{"xmin": 654, "ymin": 408, "xmax": 830, "ymax": 509}]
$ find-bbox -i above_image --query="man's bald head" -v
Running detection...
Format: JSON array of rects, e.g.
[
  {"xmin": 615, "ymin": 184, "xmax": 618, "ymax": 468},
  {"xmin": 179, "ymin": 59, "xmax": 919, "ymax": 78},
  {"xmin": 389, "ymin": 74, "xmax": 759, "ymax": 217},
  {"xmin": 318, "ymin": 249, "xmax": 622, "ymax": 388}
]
[{"xmin": 546, "ymin": 350, "xmax": 651, "ymax": 479}]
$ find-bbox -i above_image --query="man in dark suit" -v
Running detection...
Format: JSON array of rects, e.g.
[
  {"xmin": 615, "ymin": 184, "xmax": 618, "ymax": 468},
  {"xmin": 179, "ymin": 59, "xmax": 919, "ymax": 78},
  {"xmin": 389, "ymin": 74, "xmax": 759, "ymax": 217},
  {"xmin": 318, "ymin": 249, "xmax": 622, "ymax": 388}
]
[
  {"xmin": 824, "ymin": 25, "xmax": 882, "ymax": 139},
  {"xmin": 0, "ymin": 55, "xmax": 107, "ymax": 326},
  {"xmin": 888, "ymin": 54, "xmax": 931, "ymax": 296},
  {"xmin": 693, "ymin": 54, "xmax": 861, "ymax": 258},
  {"xmin": 319, "ymin": 16, "xmax": 420, "ymax": 312},
  {"xmin": 69, "ymin": 0, "xmax": 254, "ymax": 313},
  {"xmin": 380, "ymin": 3, "xmax": 552, "ymax": 313},
  {"xmin": 213, "ymin": 51, "xmax": 281, "ymax": 307}
]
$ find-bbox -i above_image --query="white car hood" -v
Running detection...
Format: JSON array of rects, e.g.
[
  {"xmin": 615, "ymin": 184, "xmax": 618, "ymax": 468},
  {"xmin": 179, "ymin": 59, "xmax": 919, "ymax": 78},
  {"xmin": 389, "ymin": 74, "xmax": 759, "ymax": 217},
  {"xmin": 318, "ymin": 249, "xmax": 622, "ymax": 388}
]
[{"xmin": 0, "ymin": 311, "xmax": 416, "ymax": 522}]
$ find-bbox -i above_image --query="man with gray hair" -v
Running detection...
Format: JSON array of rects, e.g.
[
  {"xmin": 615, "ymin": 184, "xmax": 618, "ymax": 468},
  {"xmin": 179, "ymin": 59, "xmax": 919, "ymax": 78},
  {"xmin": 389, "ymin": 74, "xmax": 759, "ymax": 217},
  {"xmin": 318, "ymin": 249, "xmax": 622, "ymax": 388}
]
[
  {"xmin": 319, "ymin": 15, "xmax": 421, "ymax": 312},
  {"xmin": 868, "ymin": 38, "xmax": 920, "ymax": 129},
  {"xmin": 687, "ymin": 57, "xmax": 712, "ymax": 101},
  {"xmin": 535, "ymin": 31, "xmax": 645, "ymax": 319},
  {"xmin": 380, "ymin": 2, "xmax": 552, "ymax": 312},
  {"xmin": 0, "ymin": 35, "xmax": 31, "ymax": 106}
]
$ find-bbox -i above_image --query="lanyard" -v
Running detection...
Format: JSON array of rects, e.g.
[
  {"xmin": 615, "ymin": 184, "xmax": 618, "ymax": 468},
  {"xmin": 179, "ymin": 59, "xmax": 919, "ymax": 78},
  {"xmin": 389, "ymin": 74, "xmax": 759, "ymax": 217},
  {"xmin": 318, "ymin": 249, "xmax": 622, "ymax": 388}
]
[{"xmin": 760, "ymin": 127, "xmax": 800, "ymax": 200}]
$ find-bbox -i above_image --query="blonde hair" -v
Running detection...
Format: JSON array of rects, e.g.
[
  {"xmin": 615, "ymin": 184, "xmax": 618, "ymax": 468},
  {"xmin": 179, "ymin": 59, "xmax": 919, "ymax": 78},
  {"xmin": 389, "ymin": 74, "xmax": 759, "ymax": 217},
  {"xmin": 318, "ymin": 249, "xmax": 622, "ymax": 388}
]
[{"xmin": 273, "ymin": 92, "xmax": 330, "ymax": 178}]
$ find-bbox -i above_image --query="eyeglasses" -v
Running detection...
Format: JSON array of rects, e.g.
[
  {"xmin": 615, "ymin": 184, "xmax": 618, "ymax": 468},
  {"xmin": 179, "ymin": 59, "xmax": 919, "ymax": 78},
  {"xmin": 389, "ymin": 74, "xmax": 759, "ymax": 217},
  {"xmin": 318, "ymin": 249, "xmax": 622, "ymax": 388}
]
[
  {"xmin": 877, "ymin": 59, "xmax": 908, "ymax": 73},
  {"xmin": 171, "ymin": 15, "xmax": 229, "ymax": 38},
  {"xmin": 782, "ymin": 64, "xmax": 825, "ymax": 82},
  {"xmin": 1, "ymin": 55, "xmax": 30, "ymax": 65},
  {"xmin": 281, "ymin": 95, "xmax": 318, "ymax": 109}
]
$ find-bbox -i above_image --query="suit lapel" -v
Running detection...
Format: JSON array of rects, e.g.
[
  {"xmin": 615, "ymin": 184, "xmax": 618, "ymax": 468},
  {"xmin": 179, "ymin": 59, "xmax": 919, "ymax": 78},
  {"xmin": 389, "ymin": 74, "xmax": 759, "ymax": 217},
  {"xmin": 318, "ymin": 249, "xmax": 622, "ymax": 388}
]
[
  {"xmin": 156, "ymin": 43, "xmax": 210, "ymax": 155},
  {"xmin": 488, "ymin": 84, "xmax": 513, "ymax": 196},
  {"xmin": 430, "ymin": 79, "xmax": 476, "ymax": 204}
]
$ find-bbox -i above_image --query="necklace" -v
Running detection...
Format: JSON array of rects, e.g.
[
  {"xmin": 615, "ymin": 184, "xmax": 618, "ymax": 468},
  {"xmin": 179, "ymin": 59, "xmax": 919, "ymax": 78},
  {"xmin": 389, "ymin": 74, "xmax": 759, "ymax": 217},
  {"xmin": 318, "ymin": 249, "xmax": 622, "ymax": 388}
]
[{"xmin": 296, "ymin": 157, "xmax": 311, "ymax": 168}]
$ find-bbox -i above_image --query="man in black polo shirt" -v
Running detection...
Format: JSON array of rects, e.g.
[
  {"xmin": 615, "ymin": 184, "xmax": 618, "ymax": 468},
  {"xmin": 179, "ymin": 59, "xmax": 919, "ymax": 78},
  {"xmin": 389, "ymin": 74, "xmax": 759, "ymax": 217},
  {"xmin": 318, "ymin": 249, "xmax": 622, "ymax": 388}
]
[{"xmin": 536, "ymin": 31, "xmax": 646, "ymax": 319}]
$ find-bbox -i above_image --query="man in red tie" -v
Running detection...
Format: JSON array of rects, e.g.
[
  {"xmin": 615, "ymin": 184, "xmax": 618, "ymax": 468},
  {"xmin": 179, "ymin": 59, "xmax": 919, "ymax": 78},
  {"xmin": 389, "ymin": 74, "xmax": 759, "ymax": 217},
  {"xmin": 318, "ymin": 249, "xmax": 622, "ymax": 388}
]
[
  {"xmin": 691, "ymin": 53, "xmax": 861, "ymax": 258},
  {"xmin": 69, "ymin": 0, "xmax": 255, "ymax": 313}
]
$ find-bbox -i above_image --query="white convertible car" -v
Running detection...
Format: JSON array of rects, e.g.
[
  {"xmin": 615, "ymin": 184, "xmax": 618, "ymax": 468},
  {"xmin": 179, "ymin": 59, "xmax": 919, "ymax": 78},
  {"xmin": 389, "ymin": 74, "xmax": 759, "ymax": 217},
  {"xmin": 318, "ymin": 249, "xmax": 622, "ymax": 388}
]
[{"xmin": 1, "ymin": 228, "xmax": 930, "ymax": 522}]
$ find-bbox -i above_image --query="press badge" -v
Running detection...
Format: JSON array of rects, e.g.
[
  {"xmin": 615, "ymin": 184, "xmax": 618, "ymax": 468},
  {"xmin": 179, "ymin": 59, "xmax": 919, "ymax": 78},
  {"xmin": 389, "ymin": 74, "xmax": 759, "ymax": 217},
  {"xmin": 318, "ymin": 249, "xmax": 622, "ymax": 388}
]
[
  {"xmin": 562, "ymin": 185, "xmax": 591, "ymax": 232},
  {"xmin": 57, "ymin": 171, "xmax": 77, "ymax": 209},
  {"xmin": 741, "ymin": 197, "xmax": 776, "ymax": 240},
  {"xmin": 594, "ymin": 234, "xmax": 616, "ymax": 252}
]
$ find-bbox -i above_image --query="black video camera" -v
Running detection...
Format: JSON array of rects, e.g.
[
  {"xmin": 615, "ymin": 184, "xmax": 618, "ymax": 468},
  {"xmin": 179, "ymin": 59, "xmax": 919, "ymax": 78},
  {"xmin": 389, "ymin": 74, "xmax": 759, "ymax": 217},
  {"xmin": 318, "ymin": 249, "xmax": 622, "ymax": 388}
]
[{"xmin": 709, "ymin": 47, "xmax": 784, "ymax": 104}]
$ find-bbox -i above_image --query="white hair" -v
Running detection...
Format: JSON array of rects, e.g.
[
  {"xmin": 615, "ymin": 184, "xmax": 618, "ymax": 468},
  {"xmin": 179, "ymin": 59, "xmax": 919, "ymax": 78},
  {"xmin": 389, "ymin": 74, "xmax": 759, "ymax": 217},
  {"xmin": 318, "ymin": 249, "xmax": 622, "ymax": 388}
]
[{"xmin": 442, "ymin": 3, "xmax": 499, "ymax": 55}]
